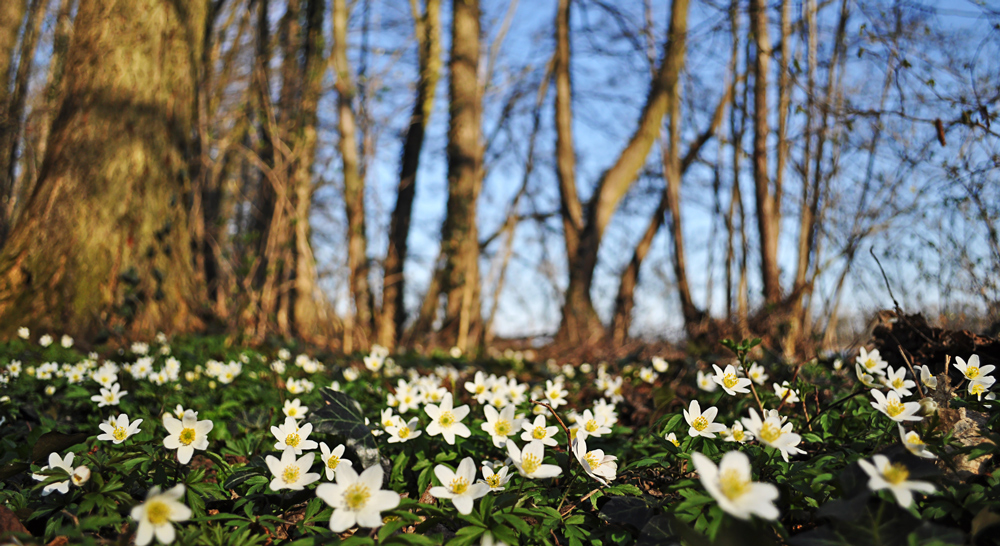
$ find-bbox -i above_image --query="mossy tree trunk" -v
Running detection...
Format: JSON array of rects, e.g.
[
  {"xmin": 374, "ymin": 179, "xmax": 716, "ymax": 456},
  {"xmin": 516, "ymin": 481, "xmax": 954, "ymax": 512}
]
[{"xmin": 0, "ymin": 0, "xmax": 207, "ymax": 339}]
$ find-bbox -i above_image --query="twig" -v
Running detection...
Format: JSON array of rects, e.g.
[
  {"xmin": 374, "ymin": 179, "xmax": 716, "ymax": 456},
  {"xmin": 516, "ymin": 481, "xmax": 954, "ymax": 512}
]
[
  {"xmin": 869, "ymin": 247, "xmax": 901, "ymax": 313},
  {"xmin": 807, "ymin": 389, "xmax": 864, "ymax": 428},
  {"xmin": 531, "ymin": 400, "xmax": 572, "ymax": 455},
  {"xmin": 559, "ymin": 487, "xmax": 602, "ymax": 517},
  {"xmin": 896, "ymin": 346, "xmax": 925, "ymax": 399}
]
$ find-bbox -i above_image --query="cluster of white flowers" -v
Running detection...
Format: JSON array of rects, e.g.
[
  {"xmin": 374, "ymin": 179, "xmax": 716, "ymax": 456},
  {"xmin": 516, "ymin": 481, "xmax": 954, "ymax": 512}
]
[
  {"xmin": 955, "ymin": 354, "xmax": 996, "ymax": 401},
  {"xmin": 203, "ymin": 359, "xmax": 243, "ymax": 384},
  {"xmin": 595, "ymin": 369, "xmax": 624, "ymax": 403},
  {"xmin": 461, "ymin": 371, "xmax": 528, "ymax": 408},
  {"xmin": 286, "ymin": 377, "xmax": 316, "ymax": 394}
]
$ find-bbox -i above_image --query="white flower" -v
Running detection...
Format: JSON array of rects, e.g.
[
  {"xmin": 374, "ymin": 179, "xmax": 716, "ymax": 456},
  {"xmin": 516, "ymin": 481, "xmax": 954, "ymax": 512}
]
[
  {"xmin": 604, "ymin": 375, "xmax": 624, "ymax": 403},
  {"xmin": 385, "ymin": 416, "xmax": 421, "ymax": 443},
  {"xmin": 131, "ymin": 484, "xmax": 191, "ymax": 546},
  {"xmin": 593, "ymin": 399, "xmax": 619, "ymax": 427},
  {"xmin": 17, "ymin": 327, "xmax": 29, "ymax": 339},
  {"xmin": 857, "ymin": 455, "xmax": 935, "ymax": 508},
  {"xmin": 480, "ymin": 465, "xmax": 512, "ymax": 493},
  {"xmin": 283, "ymin": 398, "xmax": 308, "ymax": 420},
  {"xmin": 266, "ymin": 448, "xmax": 320, "ymax": 491},
  {"xmin": 45, "ymin": 385, "xmax": 56, "ymax": 396},
  {"xmin": 424, "ymin": 393, "xmax": 471, "ymax": 445},
  {"xmin": 60, "ymin": 335, "xmax": 74, "ymax": 348},
  {"xmin": 544, "ymin": 380, "xmax": 569, "ymax": 408},
  {"xmin": 857, "ymin": 347, "xmax": 888, "ymax": 375},
  {"xmin": 576, "ymin": 409, "xmax": 612, "ymax": 441},
  {"xmin": 271, "ymin": 416, "xmax": 319, "ymax": 454},
  {"xmin": 747, "ymin": 363, "xmax": 768, "ymax": 385},
  {"xmin": 507, "ymin": 440, "xmax": 562, "ymax": 479},
  {"xmin": 856, "ymin": 362, "xmax": 878, "ymax": 388},
  {"xmin": 652, "ymin": 357, "xmax": 669, "ymax": 373},
  {"xmin": 572, "ymin": 438, "xmax": 618, "ymax": 485},
  {"xmin": 163, "ymin": 410, "xmax": 213, "ymax": 464},
  {"xmin": 363, "ymin": 354, "xmax": 385, "ymax": 373},
  {"xmin": 773, "ymin": 382, "xmax": 800, "ymax": 403},
  {"xmin": 98, "ymin": 414, "xmax": 143, "ymax": 444},
  {"xmin": 520, "ymin": 415, "xmax": 559, "ymax": 447},
  {"xmin": 430, "ymin": 457, "xmax": 490, "ymax": 515},
  {"xmin": 316, "ymin": 464, "xmax": 400, "ymax": 532},
  {"xmin": 691, "ymin": 451, "xmax": 779, "ymax": 520},
  {"xmin": 32, "ymin": 452, "xmax": 75, "ymax": 495},
  {"xmin": 696, "ymin": 370, "xmax": 718, "ymax": 392},
  {"xmin": 918, "ymin": 365, "xmax": 938, "ymax": 389},
  {"xmin": 665, "ymin": 432, "xmax": 680, "ymax": 448},
  {"xmin": 131, "ymin": 342, "xmax": 150, "ymax": 355},
  {"xmin": 870, "ymin": 389, "xmax": 922, "ymax": 422},
  {"xmin": 740, "ymin": 409, "xmax": 804, "ymax": 462},
  {"xmin": 7, "ymin": 360, "xmax": 21, "ymax": 377},
  {"xmin": 481, "ymin": 404, "xmax": 521, "ymax": 448},
  {"xmin": 271, "ymin": 360, "xmax": 286, "ymax": 374},
  {"xmin": 343, "ymin": 367, "xmax": 359, "ymax": 382},
  {"xmin": 39, "ymin": 334, "xmax": 52, "ymax": 347},
  {"xmin": 969, "ymin": 378, "xmax": 995, "ymax": 401},
  {"xmin": 955, "ymin": 354, "xmax": 994, "ymax": 382},
  {"xmin": 713, "ymin": 364, "xmax": 752, "ymax": 396},
  {"xmin": 639, "ymin": 367, "xmax": 659, "ymax": 384},
  {"xmin": 278, "ymin": 348, "xmax": 291, "ymax": 361},
  {"xmin": 881, "ymin": 366, "xmax": 917, "ymax": 397},
  {"xmin": 898, "ymin": 425, "xmax": 935, "ymax": 459},
  {"xmin": 70, "ymin": 465, "xmax": 90, "ymax": 486},
  {"xmin": 833, "ymin": 359, "xmax": 844, "ymax": 371},
  {"xmin": 683, "ymin": 400, "xmax": 726, "ymax": 438},
  {"xmin": 91, "ymin": 382, "xmax": 127, "ymax": 407},
  {"xmin": 723, "ymin": 421, "xmax": 753, "ymax": 444},
  {"xmin": 318, "ymin": 442, "xmax": 353, "ymax": 481}
]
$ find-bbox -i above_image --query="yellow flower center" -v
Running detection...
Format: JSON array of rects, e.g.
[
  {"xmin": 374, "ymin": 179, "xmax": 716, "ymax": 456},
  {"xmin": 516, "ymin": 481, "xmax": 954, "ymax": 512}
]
[
  {"xmin": 966, "ymin": 366, "xmax": 980, "ymax": 379},
  {"xmin": 723, "ymin": 373, "xmax": 739, "ymax": 389},
  {"xmin": 521, "ymin": 454, "xmax": 541, "ymax": 475},
  {"xmin": 179, "ymin": 428, "xmax": 196, "ymax": 446},
  {"xmin": 344, "ymin": 483, "xmax": 371, "ymax": 510},
  {"xmin": 532, "ymin": 426, "xmax": 547, "ymax": 440},
  {"xmin": 759, "ymin": 423, "xmax": 781, "ymax": 443},
  {"xmin": 970, "ymin": 383, "xmax": 987, "ymax": 396},
  {"xmin": 885, "ymin": 399, "xmax": 905, "ymax": 418},
  {"xmin": 892, "ymin": 377, "xmax": 904, "ymax": 389},
  {"xmin": 494, "ymin": 419, "xmax": 512, "ymax": 437},
  {"xmin": 668, "ymin": 436, "xmax": 680, "ymax": 447},
  {"xmin": 585, "ymin": 419, "xmax": 599, "ymax": 433},
  {"xmin": 449, "ymin": 476, "xmax": 469, "ymax": 494},
  {"xmin": 145, "ymin": 500, "xmax": 171, "ymax": 526},
  {"xmin": 282, "ymin": 465, "xmax": 300, "ymax": 483},
  {"xmin": 475, "ymin": 385, "xmax": 485, "ymax": 394},
  {"xmin": 905, "ymin": 432, "xmax": 923, "ymax": 445},
  {"xmin": 718, "ymin": 468, "xmax": 750, "ymax": 500},
  {"xmin": 327, "ymin": 455, "xmax": 340, "ymax": 470},
  {"xmin": 285, "ymin": 433, "xmax": 301, "ymax": 447},
  {"xmin": 485, "ymin": 473, "xmax": 502, "ymax": 488},
  {"xmin": 112, "ymin": 425, "xmax": 128, "ymax": 442},
  {"xmin": 865, "ymin": 359, "xmax": 877, "ymax": 370},
  {"xmin": 397, "ymin": 426, "xmax": 411, "ymax": 439},
  {"xmin": 287, "ymin": 408, "xmax": 299, "ymax": 417},
  {"xmin": 692, "ymin": 416, "xmax": 708, "ymax": 431},
  {"xmin": 883, "ymin": 463, "xmax": 909, "ymax": 485},
  {"xmin": 732, "ymin": 429, "xmax": 745, "ymax": 442},
  {"xmin": 104, "ymin": 394, "xmax": 114, "ymax": 402},
  {"xmin": 439, "ymin": 411, "xmax": 455, "ymax": 428},
  {"xmin": 583, "ymin": 452, "xmax": 601, "ymax": 469}
]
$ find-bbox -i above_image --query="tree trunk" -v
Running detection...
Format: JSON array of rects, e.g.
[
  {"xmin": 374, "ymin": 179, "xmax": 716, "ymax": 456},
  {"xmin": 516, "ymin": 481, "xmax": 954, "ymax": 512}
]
[
  {"xmin": 0, "ymin": 0, "xmax": 46, "ymax": 245},
  {"xmin": 437, "ymin": 0, "xmax": 483, "ymax": 351},
  {"xmin": 379, "ymin": 0, "xmax": 441, "ymax": 348},
  {"xmin": 557, "ymin": 0, "xmax": 686, "ymax": 345},
  {"xmin": 334, "ymin": 0, "xmax": 371, "ymax": 350},
  {"xmin": 0, "ymin": 0, "xmax": 207, "ymax": 339},
  {"xmin": 750, "ymin": 0, "xmax": 780, "ymax": 304},
  {"xmin": 31, "ymin": 0, "xmax": 75, "ymax": 203},
  {"xmin": 0, "ymin": 0, "xmax": 27, "ymax": 191}
]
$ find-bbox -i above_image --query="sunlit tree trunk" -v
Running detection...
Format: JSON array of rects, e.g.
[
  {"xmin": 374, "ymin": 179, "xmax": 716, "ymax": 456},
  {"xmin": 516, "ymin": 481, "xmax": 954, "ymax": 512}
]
[
  {"xmin": 379, "ymin": 0, "xmax": 441, "ymax": 348},
  {"xmin": 556, "ymin": 0, "xmax": 683, "ymax": 345},
  {"xmin": 750, "ymin": 0, "xmax": 780, "ymax": 304},
  {"xmin": 31, "ymin": 0, "xmax": 75, "ymax": 200},
  {"xmin": 437, "ymin": 0, "xmax": 483, "ymax": 351},
  {"xmin": 0, "ymin": 0, "xmax": 46, "ymax": 245},
  {"xmin": 0, "ymin": 0, "xmax": 207, "ymax": 338}
]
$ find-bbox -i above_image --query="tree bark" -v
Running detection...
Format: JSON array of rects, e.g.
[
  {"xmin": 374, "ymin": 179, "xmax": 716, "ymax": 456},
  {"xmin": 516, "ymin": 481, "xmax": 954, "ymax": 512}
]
[
  {"xmin": 437, "ymin": 0, "xmax": 483, "ymax": 351},
  {"xmin": 0, "ymin": 0, "xmax": 207, "ymax": 338},
  {"xmin": 334, "ymin": 0, "xmax": 371, "ymax": 351},
  {"xmin": 557, "ymin": 0, "xmax": 687, "ymax": 345},
  {"xmin": 0, "ymin": 0, "xmax": 46, "ymax": 245},
  {"xmin": 30, "ymin": 0, "xmax": 75, "ymax": 202},
  {"xmin": 750, "ymin": 0, "xmax": 781, "ymax": 304},
  {"xmin": 379, "ymin": 0, "xmax": 442, "ymax": 348}
]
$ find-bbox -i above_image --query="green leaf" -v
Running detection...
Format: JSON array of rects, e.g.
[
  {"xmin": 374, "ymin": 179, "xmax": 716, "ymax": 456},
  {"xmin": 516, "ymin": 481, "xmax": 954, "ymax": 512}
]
[
  {"xmin": 222, "ymin": 465, "xmax": 265, "ymax": 490},
  {"xmin": 311, "ymin": 388, "xmax": 381, "ymax": 468}
]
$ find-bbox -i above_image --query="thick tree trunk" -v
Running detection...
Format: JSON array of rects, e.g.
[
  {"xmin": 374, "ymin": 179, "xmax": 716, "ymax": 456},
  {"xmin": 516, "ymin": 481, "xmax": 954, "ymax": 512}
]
[
  {"xmin": 334, "ymin": 0, "xmax": 371, "ymax": 350},
  {"xmin": 378, "ymin": 0, "xmax": 441, "ymax": 348},
  {"xmin": 437, "ymin": 0, "xmax": 483, "ymax": 351},
  {"xmin": 750, "ymin": 0, "xmax": 781, "ymax": 304},
  {"xmin": 0, "ymin": 0, "xmax": 207, "ymax": 338},
  {"xmin": 0, "ymin": 0, "xmax": 27, "ymax": 191},
  {"xmin": 0, "ymin": 0, "xmax": 46, "ymax": 245},
  {"xmin": 31, "ymin": 0, "xmax": 75, "ymax": 201},
  {"xmin": 557, "ymin": 0, "xmax": 687, "ymax": 345}
]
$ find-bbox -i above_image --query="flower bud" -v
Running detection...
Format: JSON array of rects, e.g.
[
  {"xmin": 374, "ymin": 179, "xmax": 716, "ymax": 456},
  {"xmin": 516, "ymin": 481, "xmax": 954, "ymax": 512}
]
[{"xmin": 918, "ymin": 397, "xmax": 938, "ymax": 417}]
